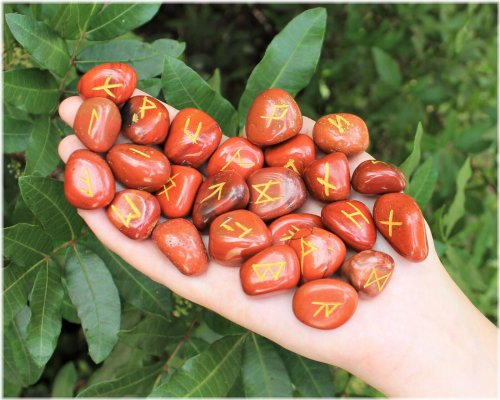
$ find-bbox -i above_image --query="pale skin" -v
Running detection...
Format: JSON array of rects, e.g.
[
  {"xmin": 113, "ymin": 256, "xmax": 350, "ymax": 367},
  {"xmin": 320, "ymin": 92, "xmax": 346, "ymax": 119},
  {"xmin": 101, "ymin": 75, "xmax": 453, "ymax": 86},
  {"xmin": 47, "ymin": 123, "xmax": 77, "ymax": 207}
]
[{"xmin": 58, "ymin": 90, "xmax": 498, "ymax": 397}]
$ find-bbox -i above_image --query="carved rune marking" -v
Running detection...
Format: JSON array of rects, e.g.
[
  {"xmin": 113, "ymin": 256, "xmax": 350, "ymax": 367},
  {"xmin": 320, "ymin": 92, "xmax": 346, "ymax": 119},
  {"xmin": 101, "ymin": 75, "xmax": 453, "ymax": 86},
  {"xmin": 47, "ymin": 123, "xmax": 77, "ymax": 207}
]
[
  {"xmin": 78, "ymin": 169, "xmax": 93, "ymax": 196},
  {"xmin": 129, "ymin": 147, "xmax": 151, "ymax": 158},
  {"xmin": 92, "ymin": 76, "xmax": 122, "ymax": 98},
  {"xmin": 219, "ymin": 217, "xmax": 253, "ymax": 238},
  {"xmin": 221, "ymin": 147, "xmax": 254, "ymax": 171},
  {"xmin": 341, "ymin": 201, "xmax": 370, "ymax": 229},
  {"xmin": 252, "ymin": 180, "xmax": 283, "ymax": 204},
  {"xmin": 379, "ymin": 209, "xmax": 403, "ymax": 237},
  {"xmin": 300, "ymin": 236, "xmax": 318, "ymax": 273},
  {"xmin": 111, "ymin": 194, "xmax": 142, "ymax": 228},
  {"xmin": 252, "ymin": 261, "xmax": 286, "ymax": 282},
  {"xmin": 316, "ymin": 163, "xmax": 337, "ymax": 196},
  {"xmin": 370, "ymin": 160, "xmax": 386, "ymax": 165},
  {"xmin": 279, "ymin": 224, "xmax": 301, "ymax": 242},
  {"xmin": 200, "ymin": 182, "xmax": 226, "ymax": 203},
  {"xmin": 363, "ymin": 268, "xmax": 392, "ymax": 292},
  {"xmin": 157, "ymin": 173, "xmax": 180, "ymax": 201},
  {"xmin": 88, "ymin": 108, "xmax": 99, "ymax": 137},
  {"xmin": 260, "ymin": 104, "xmax": 289, "ymax": 127},
  {"xmin": 311, "ymin": 301, "xmax": 343, "ymax": 318},
  {"xmin": 183, "ymin": 117, "xmax": 202, "ymax": 144},
  {"xmin": 283, "ymin": 158, "xmax": 299, "ymax": 173},
  {"xmin": 327, "ymin": 115, "xmax": 351, "ymax": 134}
]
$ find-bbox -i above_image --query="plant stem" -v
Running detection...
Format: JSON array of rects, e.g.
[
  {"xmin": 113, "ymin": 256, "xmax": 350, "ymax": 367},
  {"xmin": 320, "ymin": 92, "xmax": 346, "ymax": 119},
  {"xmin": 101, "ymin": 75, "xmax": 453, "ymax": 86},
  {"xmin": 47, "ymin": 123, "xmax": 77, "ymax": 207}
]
[{"xmin": 58, "ymin": 31, "xmax": 87, "ymax": 94}]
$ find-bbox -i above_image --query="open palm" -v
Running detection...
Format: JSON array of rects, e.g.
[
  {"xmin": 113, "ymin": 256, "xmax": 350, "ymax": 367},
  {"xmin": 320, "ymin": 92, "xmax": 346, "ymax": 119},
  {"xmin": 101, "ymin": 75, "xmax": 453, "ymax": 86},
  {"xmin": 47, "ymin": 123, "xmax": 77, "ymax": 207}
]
[{"xmin": 58, "ymin": 90, "xmax": 497, "ymax": 397}]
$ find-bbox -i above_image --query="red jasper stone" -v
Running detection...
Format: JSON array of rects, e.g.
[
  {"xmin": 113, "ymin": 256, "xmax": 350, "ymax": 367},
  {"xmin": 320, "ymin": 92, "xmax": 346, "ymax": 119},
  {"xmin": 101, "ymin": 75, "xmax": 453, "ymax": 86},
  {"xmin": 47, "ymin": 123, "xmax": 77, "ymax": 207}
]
[
  {"xmin": 303, "ymin": 152, "xmax": 350, "ymax": 202},
  {"xmin": 209, "ymin": 210, "xmax": 272, "ymax": 266},
  {"xmin": 247, "ymin": 167, "xmax": 307, "ymax": 221},
  {"xmin": 64, "ymin": 150, "xmax": 115, "ymax": 210},
  {"xmin": 107, "ymin": 144, "xmax": 171, "ymax": 192},
  {"xmin": 121, "ymin": 95, "xmax": 170, "ymax": 145},
  {"xmin": 165, "ymin": 108, "xmax": 222, "ymax": 168},
  {"xmin": 321, "ymin": 200, "xmax": 376, "ymax": 251},
  {"xmin": 192, "ymin": 170, "xmax": 249, "ymax": 231},
  {"xmin": 155, "ymin": 165, "xmax": 203, "ymax": 218},
  {"xmin": 342, "ymin": 250, "xmax": 395, "ymax": 297},
  {"xmin": 206, "ymin": 137, "xmax": 264, "ymax": 179},
  {"xmin": 292, "ymin": 278, "xmax": 358, "ymax": 330},
  {"xmin": 264, "ymin": 134, "xmax": 316, "ymax": 175},
  {"xmin": 351, "ymin": 160, "xmax": 406, "ymax": 195},
  {"xmin": 152, "ymin": 219, "xmax": 208, "ymax": 276},
  {"xmin": 107, "ymin": 189, "xmax": 160, "ymax": 240},
  {"xmin": 245, "ymin": 88, "xmax": 302, "ymax": 146},
  {"xmin": 313, "ymin": 113, "xmax": 369, "ymax": 155},
  {"xmin": 78, "ymin": 63, "xmax": 137, "ymax": 105},
  {"xmin": 373, "ymin": 193, "xmax": 428, "ymax": 262},
  {"xmin": 288, "ymin": 227, "xmax": 346, "ymax": 283},
  {"xmin": 240, "ymin": 245, "xmax": 300, "ymax": 296},
  {"xmin": 73, "ymin": 97, "xmax": 121, "ymax": 153},
  {"xmin": 269, "ymin": 213, "xmax": 324, "ymax": 245}
]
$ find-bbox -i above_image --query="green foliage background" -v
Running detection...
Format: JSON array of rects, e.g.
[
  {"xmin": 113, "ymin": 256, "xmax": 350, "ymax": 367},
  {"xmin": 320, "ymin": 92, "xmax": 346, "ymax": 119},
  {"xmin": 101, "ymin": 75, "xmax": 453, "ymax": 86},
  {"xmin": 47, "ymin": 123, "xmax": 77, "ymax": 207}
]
[{"xmin": 3, "ymin": 3, "xmax": 497, "ymax": 398}]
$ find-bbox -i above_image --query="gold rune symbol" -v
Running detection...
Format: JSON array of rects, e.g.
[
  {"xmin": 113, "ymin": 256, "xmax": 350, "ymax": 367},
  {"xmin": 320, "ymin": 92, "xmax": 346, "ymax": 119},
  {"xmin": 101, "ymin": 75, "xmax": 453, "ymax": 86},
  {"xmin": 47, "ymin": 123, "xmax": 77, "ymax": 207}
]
[
  {"xmin": 252, "ymin": 180, "xmax": 283, "ymax": 204},
  {"xmin": 316, "ymin": 163, "xmax": 337, "ymax": 196},
  {"xmin": 111, "ymin": 194, "xmax": 142, "ymax": 228},
  {"xmin": 371, "ymin": 160, "xmax": 386, "ymax": 165},
  {"xmin": 312, "ymin": 302, "xmax": 343, "ymax": 318},
  {"xmin": 260, "ymin": 104, "xmax": 289, "ymax": 127},
  {"xmin": 279, "ymin": 224, "xmax": 301, "ymax": 242},
  {"xmin": 129, "ymin": 147, "xmax": 151, "ymax": 158},
  {"xmin": 379, "ymin": 209, "xmax": 403, "ymax": 237},
  {"xmin": 91, "ymin": 75, "xmax": 122, "ymax": 98},
  {"xmin": 252, "ymin": 261, "xmax": 286, "ymax": 282},
  {"xmin": 283, "ymin": 158, "xmax": 299, "ymax": 174},
  {"xmin": 138, "ymin": 96, "xmax": 157, "ymax": 119},
  {"xmin": 183, "ymin": 117, "xmax": 202, "ymax": 144},
  {"xmin": 219, "ymin": 217, "xmax": 253, "ymax": 238},
  {"xmin": 221, "ymin": 147, "xmax": 254, "ymax": 171},
  {"xmin": 78, "ymin": 169, "xmax": 93, "ymax": 196},
  {"xmin": 88, "ymin": 108, "xmax": 99, "ymax": 137},
  {"xmin": 157, "ymin": 173, "xmax": 180, "ymax": 201},
  {"xmin": 300, "ymin": 237, "xmax": 318, "ymax": 272},
  {"xmin": 363, "ymin": 268, "xmax": 392, "ymax": 292},
  {"xmin": 200, "ymin": 182, "xmax": 226, "ymax": 203},
  {"xmin": 327, "ymin": 115, "xmax": 351, "ymax": 133},
  {"xmin": 341, "ymin": 201, "xmax": 370, "ymax": 230}
]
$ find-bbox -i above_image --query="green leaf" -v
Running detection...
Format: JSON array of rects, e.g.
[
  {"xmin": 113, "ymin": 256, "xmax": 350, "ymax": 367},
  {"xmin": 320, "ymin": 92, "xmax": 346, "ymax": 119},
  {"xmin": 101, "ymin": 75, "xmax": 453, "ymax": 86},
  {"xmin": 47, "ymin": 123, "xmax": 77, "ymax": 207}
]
[
  {"xmin": 78, "ymin": 363, "xmax": 162, "ymax": 397},
  {"xmin": 162, "ymin": 55, "xmax": 238, "ymax": 135},
  {"xmin": 443, "ymin": 157, "xmax": 472, "ymax": 238},
  {"xmin": 445, "ymin": 246, "xmax": 486, "ymax": 291},
  {"xmin": 86, "ymin": 4, "xmax": 161, "ymax": 41},
  {"xmin": 4, "ymin": 69, "xmax": 59, "ymax": 114},
  {"xmin": 4, "ymin": 223, "xmax": 53, "ymax": 267},
  {"xmin": 51, "ymin": 4, "xmax": 100, "ymax": 40},
  {"xmin": 19, "ymin": 176, "xmax": 84, "ymax": 241},
  {"xmin": 119, "ymin": 315, "xmax": 176, "ymax": 355},
  {"xmin": 238, "ymin": 8, "xmax": 327, "ymax": 127},
  {"xmin": 5, "ymin": 13, "xmax": 70, "ymax": 77},
  {"xmin": 371, "ymin": 46, "xmax": 402, "ymax": 87},
  {"xmin": 280, "ymin": 350, "xmax": 335, "ymax": 397},
  {"xmin": 64, "ymin": 245, "xmax": 121, "ymax": 363},
  {"xmin": 52, "ymin": 362, "xmax": 78, "ymax": 397},
  {"xmin": 4, "ymin": 307, "xmax": 44, "ymax": 387},
  {"xmin": 84, "ymin": 234, "xmax": 172, "ymax": 316},
  {"xmin": 76, "ymin": 38, "xmax": 185, "ymax": 79},
  {"xmin": 3, "ymin": 115, "xmax": 33, "ymax": 153},
  {"xmin": 26, "ymin": 259, "xmax": 63, "ymax": 367},
  {"xmin": 149, "ymin": 334, "xmax": 247, "ymax": 397},
  {"xmin": 400, "ymin": 122, "xmax": 423, "ymax": 178},
  {"xmin": 137, "ymin": 78, "xmax": 162, "ymax": 97},
  {"xmin": 203, "ymin": 309, "xmax": 247, "ymax": 336},
  {"xmin": 242, "ymin": 333, "xmax": 293, "ymax": 397},
  {"xmin": 207, "ymin": 68, "xmax": 221, "ymax": 94},
  {"xmin": 407, "ymin": 157, "xmax": 439, "ymax": 208},
  {"xmin": 24, "ymin": 116, "xmax": 60, "ymax": 176}
]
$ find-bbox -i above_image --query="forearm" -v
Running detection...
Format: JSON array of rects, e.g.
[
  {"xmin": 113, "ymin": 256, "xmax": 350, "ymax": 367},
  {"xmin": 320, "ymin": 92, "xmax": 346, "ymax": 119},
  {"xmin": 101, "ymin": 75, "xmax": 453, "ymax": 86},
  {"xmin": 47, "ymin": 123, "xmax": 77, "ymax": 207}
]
[{"xmin": 344, "ymin": 258, "xmax": 498, "ymax": 397}]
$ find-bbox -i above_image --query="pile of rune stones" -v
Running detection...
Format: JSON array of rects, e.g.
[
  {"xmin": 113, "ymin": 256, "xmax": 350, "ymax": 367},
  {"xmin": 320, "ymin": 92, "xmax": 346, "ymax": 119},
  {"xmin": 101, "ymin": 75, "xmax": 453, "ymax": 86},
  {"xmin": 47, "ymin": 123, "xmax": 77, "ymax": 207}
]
[{"xmin": 64, "ymin": 63, "xmax": 428, "ymax": 330}]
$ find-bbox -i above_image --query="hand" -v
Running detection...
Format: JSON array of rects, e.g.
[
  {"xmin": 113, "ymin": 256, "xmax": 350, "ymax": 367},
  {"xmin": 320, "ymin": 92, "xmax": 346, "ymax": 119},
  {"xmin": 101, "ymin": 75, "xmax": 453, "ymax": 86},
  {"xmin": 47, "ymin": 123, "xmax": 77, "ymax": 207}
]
[{"xmin": 58, "ymin": 90, "xmax": 498, "ymax": 397}]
